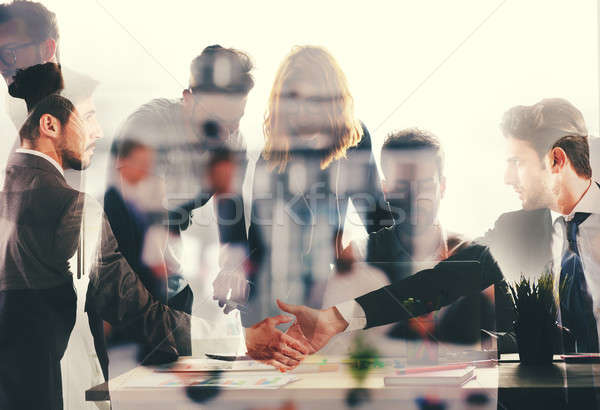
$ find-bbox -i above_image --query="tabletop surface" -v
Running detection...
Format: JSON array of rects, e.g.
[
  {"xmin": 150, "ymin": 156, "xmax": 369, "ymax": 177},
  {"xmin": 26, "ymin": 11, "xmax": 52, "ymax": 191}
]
[{"xmin": 86, "ymin": 354, "xmax": 600, "ymax": 403}]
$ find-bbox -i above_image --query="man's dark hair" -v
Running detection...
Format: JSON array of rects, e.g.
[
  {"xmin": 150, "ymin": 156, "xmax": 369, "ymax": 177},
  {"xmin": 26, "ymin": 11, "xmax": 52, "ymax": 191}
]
[
  {"xmin": 552, "ymin": 135, "xmax": 592, "ymax": 179},
  {"xmin": 19, "ymin": 94, "xmax": 73, "ymax": 142},
  {"xmin": 381, "ymin": 127, "xmax": 445, "ymax": 178},
  {"xmin": 189, "ymin": 45, "xmax": 254, "ymax": 94},
  {"xmin": 9, "ymin": 63, "xmax": 74, "ymax": 142},
  {"xmin": 8, "ymin": 62, "xmax": 63, "ymax": 110},
  {"xmin": 0, "ymin": 1, "xmax": 60, "ymax": 60},
  {"xmin": 501, "ymin": 98, "xmax": 591, "ymax": 178}
]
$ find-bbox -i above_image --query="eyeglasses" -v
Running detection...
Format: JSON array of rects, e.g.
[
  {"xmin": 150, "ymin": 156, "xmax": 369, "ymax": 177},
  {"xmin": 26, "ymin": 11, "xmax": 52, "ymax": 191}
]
[{"xmin": 0, "ymin": 42, "xmax": 39, "ymax": 67}]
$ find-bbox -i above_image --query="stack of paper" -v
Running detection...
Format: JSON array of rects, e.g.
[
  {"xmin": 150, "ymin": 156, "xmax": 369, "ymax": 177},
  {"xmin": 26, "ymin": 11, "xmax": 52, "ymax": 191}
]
[{"xmin": 384, "ymin": 365, "xmax": 476, "ymax": 386}]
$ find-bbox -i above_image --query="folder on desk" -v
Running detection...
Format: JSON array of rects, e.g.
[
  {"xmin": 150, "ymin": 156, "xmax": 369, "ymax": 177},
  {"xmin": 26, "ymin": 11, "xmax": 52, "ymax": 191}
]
[{"xmin": 384, "ymin": 365, "xmax": 476, "ymax": 386}]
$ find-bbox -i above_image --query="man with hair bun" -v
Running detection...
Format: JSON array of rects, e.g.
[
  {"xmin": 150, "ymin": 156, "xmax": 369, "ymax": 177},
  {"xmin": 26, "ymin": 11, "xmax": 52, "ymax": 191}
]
[{"xmin": 0, "ymin": 63, "xmax": 309, "ymax": 410}]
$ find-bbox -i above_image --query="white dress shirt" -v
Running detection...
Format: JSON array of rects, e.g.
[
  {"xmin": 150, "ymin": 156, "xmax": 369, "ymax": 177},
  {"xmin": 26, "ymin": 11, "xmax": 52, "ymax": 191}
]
[{"xmin": 550, "ymin": 180, "xmax": 600, "ymax": 345}]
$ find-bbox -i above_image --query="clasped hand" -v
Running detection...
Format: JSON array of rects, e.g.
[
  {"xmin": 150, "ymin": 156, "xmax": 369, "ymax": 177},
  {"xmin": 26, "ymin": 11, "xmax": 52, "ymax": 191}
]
[{"xmin": 244, "ymin": 300, "xmax": 349, "ymax": 371}]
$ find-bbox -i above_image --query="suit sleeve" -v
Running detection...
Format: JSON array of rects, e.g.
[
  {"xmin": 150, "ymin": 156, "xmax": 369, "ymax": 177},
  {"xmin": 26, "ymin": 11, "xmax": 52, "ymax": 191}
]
[
  {"xmin": 355, "ymin": 247, "xmax": 504, "ymax": 329},
  {"xmin": 85, "ymin": 201, "xmax": 191, "ymax": 358},
  {"xmin": 241, "ymin": 158, "xmax": 269, "ymax": 327}
]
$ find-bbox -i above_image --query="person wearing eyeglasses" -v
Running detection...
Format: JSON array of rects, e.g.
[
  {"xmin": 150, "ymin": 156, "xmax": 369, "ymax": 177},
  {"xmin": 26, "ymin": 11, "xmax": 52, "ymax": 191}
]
[
  {"xmin": 0, "ymin": 1, "xmax": 64, "ymax": 129},
  {"xmin": 0, "ymin": 1, "xmax": 103, "ymax": 196},
  {"xmin": 0, "ymin": 1, "xmax": 58, "ymax": 85}
]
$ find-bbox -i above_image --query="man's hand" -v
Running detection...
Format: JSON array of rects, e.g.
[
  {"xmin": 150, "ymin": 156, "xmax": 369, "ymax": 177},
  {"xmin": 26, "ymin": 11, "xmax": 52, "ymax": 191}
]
[
  {"xmin": 276, "ymin": 299, "xmax": 349, "ymax": 354},
  {"xmin": 213, "ymin": 267, "xmax": 250, "ymax": 314},
  {"xmin": 245, "ymin": 315, "xmax": 311, "ymax": 372},
  {"xmin": 213, "ymin": 243, "xmax": 251, "ymax": 314}
]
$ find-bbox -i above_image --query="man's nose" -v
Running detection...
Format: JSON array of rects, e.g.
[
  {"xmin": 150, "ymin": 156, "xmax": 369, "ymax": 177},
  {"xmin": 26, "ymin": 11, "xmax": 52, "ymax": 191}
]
[
  {"xmin": 91, "ymin": 121, "xmax": 103, "ymax": 140},
  {"xmin": 504, "ymin": 165, "xmax": 517, "ymax": 186}
]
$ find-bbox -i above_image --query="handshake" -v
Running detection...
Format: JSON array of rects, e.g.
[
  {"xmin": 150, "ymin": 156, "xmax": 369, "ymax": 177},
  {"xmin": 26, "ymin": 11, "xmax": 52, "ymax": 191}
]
[
  {"xmin": 243, "ymin": 300, "xmax": 350, "ymax": 371},
  {"xmin": 212, "ymin": 270, "xmax": 348, "ymax": 371}
]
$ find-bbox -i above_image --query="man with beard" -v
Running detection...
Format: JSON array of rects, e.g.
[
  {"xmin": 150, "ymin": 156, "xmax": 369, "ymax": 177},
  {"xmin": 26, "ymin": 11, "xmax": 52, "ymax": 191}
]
[
  {"xmin": 0, "ymin": 63, "xmax": 309, "ymax": 410},
  {"xmin": 476, "ymin": 99, "xmax": 588, "ymax": 283},
  {"xmin": 276, "ymin": 104, "xmax": 597, "ymax": 356}
]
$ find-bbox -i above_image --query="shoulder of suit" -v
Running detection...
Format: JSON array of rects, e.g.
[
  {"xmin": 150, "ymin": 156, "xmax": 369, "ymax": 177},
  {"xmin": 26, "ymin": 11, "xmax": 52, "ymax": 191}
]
[
  {"xmin": 366, "ymin": 224, "xmax": 401, "ymax": 258},
  {"xmin": 368, "ymin": 223, "xmax": 397, "ymax": 242},
  {"xmin": 446, "ymin": 231, "xmax": 472, "ymax": 256},
  {"xmin": 492, "ymin": 208, "xmax": 550, "ymax": 229},
  {"xmin": 448, "ymin": 238, "xmax": 492, "ymax": 262}
]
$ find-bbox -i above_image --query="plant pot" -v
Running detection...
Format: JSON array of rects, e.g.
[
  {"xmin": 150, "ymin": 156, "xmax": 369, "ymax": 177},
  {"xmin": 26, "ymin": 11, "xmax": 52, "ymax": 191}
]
[{"xmin": 514, "ymin": 319, "xmax": 555, "ymax": 365}]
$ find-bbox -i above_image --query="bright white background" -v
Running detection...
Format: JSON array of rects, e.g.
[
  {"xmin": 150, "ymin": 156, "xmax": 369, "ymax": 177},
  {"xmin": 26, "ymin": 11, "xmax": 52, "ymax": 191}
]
[{"xmin": 8, "ymin": 0, "xmax": 600, "ymax": 239}]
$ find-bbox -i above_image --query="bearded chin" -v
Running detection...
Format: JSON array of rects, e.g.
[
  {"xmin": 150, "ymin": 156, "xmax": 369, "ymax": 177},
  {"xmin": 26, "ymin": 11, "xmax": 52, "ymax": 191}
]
[{"xmin": 62, "ymin": 150, "xmax": 89, "ymax": 171}]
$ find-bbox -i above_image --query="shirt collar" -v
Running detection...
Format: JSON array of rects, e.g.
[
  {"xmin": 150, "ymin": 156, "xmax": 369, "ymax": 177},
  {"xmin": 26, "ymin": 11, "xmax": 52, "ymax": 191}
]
[
  {"xmin": 15, "ymin": 148, "xmax": 65, "ymax": 177},
  {"xmin": 568, "ymin": 179, "xmax": 600, "ymax": 219},
  {"xmin": 550, "ymin": 209, "xmax": 563, "ymax": 226},
  {"xmin": 549, "ymin": 180, "xmax": 599, "ymax": 226}
]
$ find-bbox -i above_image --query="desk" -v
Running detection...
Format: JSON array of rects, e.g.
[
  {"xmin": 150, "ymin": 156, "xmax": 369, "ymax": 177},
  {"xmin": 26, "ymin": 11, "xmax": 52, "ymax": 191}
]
[{"xmin": 86, "ymin": 355, "xmax": 600, "ymax": 409}]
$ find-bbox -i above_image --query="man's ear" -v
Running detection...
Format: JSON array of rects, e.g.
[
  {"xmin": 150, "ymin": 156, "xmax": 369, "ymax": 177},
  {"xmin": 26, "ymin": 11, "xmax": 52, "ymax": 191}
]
[
  {"xmin": 549, "ymin": 147, "xmax": 567, "ymax": 174},
  {"xmin": 40, "ymin": 38, "xmax": 57, "ymax": 62},
  {"xmin": 38, "ymin": 113, "xmax": 60, "ymax": 140}
]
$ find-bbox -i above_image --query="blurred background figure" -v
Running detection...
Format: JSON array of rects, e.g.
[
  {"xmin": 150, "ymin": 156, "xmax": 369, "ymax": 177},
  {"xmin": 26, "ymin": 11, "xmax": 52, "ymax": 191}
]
[
  {"xmin": 110, "ymin": 45, "xmax": 306, "ymax": 367},
  {"xmin": 245, "ymin": 45, "xmax": 394, "ymax": 326},
  {"xmin": 0, "ymin": 0, "xmax": 59, "ymax": 186},
  {"xmin": 0, "ymin": 1, "xmax": 102, "ymax": 193},
  {"xmin": 322, "ymin": 128, "xmax": 515, "ymax": 357},
  {"xmin": 106, "ymin": 140, "xmax": 172, "ymax": 306},
  {"xmin": 104, "ymin": 139, "xmax": 194, "ymax": 359}
]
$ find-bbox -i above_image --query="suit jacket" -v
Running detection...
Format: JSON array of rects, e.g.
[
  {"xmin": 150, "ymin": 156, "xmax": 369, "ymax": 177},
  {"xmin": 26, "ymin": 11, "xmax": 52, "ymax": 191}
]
[
  {"xmin": 356, "ymin": 239, "xmax": 509, "ymax": 331},
  {"xmin": 103, "ymin": 186, "xmax": 165, "ymax": 302},
  {"xmin": 476, "ymin": 208, "xmax": 554, "ymax": 283},
  {"xmin": 365, "ymin": 225, "xmax": 516, "ymax": 351},
  {"xmin": 0, "ymin": 153, "xmax": 190, "ymax": 409}
]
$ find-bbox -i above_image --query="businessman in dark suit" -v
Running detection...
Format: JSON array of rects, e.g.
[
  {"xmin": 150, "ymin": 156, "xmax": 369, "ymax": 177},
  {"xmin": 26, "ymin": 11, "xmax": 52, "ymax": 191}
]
[
  {"xmin": 0, "ymin": 65, "xmax": 193, "ymax": 410},
  {"xmin": 0, "ymin": 64, "xmax": 309, "ymax": 410},
  {"xmin": 476, "ymin": 99, "xmax": 588, "ymax": 284},
  {"xmin": 276, "ymin": 129, "xmax": 514, "ymax": 354},
  {"xmin": 279, "ymin": 99, "xmax": 600, "ymax": 358}
]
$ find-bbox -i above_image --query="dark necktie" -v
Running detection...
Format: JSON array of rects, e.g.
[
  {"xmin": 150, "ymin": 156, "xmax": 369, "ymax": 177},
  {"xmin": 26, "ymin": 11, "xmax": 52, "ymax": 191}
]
[{"xmin": 559, "ymin": 212, "xmax": 597, "ymax": 352}]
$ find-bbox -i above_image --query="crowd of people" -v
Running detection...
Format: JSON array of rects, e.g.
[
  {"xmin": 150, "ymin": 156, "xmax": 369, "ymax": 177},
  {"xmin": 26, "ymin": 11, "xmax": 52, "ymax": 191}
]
[{"xmin": 0, "ymin": 1, "xmax": 599, "ymax": 409}]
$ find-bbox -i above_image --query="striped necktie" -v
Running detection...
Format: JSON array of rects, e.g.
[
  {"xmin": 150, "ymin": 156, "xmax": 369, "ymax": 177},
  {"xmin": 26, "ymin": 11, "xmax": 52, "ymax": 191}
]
[{"xmin": 559, "ymin": 212, "xmax": 596, "ymax": 352}]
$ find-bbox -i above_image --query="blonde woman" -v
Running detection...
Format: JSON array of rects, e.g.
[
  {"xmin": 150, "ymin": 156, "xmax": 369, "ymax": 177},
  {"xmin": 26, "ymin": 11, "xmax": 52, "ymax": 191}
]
[{"xmin": 244, "ymin": 46, "xmax": 393, "ymax": 326}]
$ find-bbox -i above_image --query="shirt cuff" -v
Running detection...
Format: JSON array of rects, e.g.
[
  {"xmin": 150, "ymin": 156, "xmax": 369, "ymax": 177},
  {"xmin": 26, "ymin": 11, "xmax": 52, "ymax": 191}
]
[
  {"xmin": 335, "ymin": 300, "xmax": 367, "ymax": 332},
  {"xmin": 190, "ymin": 314, "xmax": 246, "ymax": 356}
]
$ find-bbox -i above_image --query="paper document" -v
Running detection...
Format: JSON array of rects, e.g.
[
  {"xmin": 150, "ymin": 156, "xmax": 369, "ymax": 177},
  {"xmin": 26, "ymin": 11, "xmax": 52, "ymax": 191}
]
[{"xmin": 123, "ymin": 372, "xmax": 298, "ymax": 389}]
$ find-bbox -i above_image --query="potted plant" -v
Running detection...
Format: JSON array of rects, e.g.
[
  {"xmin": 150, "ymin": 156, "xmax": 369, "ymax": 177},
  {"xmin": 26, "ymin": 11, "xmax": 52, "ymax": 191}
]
[{"xmin": 509, "ymin": 273, "xmax": 558, "ymax": 365}]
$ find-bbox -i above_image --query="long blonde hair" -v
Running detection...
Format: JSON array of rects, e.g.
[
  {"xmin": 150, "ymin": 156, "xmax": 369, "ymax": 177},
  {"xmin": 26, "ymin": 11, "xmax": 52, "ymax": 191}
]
[{"xmin": 263, "ymin": 46, "xmax": 363, "ymax": 172}]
